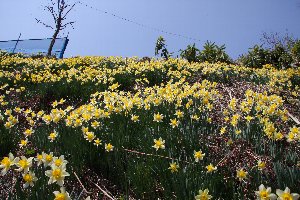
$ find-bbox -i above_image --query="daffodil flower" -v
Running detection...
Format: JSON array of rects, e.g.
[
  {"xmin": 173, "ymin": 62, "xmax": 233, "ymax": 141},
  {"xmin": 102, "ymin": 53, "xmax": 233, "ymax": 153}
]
[
  {"xmin": 23, "ymin": 171, "xmax": 38, "ymax": 188},
  {"xmin": 195, "ymin": 189, "xmax": 213, "ymax": 200},
  {"xmin": 0, "ymin": 153, "xmax": 16, "ymax": 175},
  {"xmin": 153, "ymin": 137, "xmax": 165, "ymax": 151},
  {"xmin": 276, "ymin": 187, "xmax": 299, "ymax": 200}
]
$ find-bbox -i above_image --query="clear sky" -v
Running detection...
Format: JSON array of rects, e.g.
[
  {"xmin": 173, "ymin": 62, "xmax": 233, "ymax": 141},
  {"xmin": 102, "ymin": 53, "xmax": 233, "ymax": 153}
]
[{"xmin": 0, "ymin": 0, "xmax": 300, "ymax": 59}]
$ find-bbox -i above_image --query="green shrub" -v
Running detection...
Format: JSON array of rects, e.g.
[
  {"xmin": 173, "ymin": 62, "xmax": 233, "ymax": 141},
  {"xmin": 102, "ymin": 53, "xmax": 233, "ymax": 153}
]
[
  {"xmin": 198, "ymin": 41, "xmax": 232, "ymax": 64},
  {"xmin": 238, "ymin": 45, "xmax": 271, "ymax": 68},
  {"xmin": 155, "ymin": 36, "xmax": 171, "ymax": 60},
  {"xmin": 180, "ymin": 43, "xmax": 200, "ymax": 63},
  {"xmin": 239, "ymin": 44, "xmax": 293, "ymax": 69},
  {"xmin": 291, "ymin": 40, "xmax": 300, "ymax": 67}
]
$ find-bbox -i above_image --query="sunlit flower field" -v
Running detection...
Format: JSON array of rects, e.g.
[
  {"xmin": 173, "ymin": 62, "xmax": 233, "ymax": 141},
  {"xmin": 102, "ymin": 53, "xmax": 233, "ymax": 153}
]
[{"xmin": 0, "ymin": 52, "xmax": 299, "ymax": 199}]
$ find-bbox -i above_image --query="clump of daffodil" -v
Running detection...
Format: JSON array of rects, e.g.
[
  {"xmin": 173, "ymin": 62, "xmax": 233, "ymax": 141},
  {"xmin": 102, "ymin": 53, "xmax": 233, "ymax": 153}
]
[
  {"xmin": 195, "ymin": 189, "xmax": 213, "ymax": 200},
  {"xmin": 206, "ymin": 163, "xmax": 217, "ymax": 173},
  {"xmin": 22, "ymin": 171, "xmax": 38, "ymax": 188},
  {"xmin": 255, "ymin": 184, "xmax": 276, "ymax": 200},
  {"xmin": 53, "ymin": 187, "xmax": 71, "ymax": 200},
  {"xmin": 236, "ymin": 168, "xmax": 248, "ymax": 181},
  {"xmin": 194, "ymin": 150, "xmax": 205, "ymax": 162},
  {"xmin": 276, "ymin": 187, "xmax": 299, "ymax": 200},
  {"xmin": 153, "ymin": 137, "xmax": 165, "ymax": 151},
  {"xmin": 168, "ymin": 162, "xmax": 179, "ymax": 173}
]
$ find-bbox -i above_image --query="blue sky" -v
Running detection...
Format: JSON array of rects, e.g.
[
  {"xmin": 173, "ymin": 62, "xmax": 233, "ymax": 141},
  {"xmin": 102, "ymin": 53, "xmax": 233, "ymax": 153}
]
[{"xmin": 0, "ymin": 0, "xmax": 300, "ymax": 59}]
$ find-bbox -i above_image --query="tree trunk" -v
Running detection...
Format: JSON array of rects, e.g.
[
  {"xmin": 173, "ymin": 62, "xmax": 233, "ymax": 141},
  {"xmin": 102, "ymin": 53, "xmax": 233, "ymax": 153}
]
[{"xmin": 47, "ymin": 29, "xmax": 60, "ymax": 57}]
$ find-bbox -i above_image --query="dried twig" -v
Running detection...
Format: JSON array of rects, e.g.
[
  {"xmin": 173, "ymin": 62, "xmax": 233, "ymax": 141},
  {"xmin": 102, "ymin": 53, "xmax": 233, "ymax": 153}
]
[
  {"xmin": 73, "ymin": 172, "xmax": 92, "ymax": 194},
  {"xmin": 122, "ymin": 147, "xmax": 192, "ymax": 164},
  {"xmin": 90, "ymin": 180, "xmax": 116, "ymax": 200},
  {"xmin": 216, "ymin": 149, "xmax": 235, "ymax": 167},
  {"xmin": 288, "ymin": 112, "xmax": 300, "ymax": 125}
]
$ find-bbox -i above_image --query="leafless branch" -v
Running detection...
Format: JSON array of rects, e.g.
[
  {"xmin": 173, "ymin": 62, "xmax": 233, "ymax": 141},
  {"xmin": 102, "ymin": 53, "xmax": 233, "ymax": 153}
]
[
  {"xmin": 61, "ymin": 21, "xmax": 75, "ymax": 29},
  {"xmin": 35, "ymin": 18, "xmax": 54, "ymax": 29},
  {"xmin": 261, "ymin": 31, "xmax": 295, "ymax": 50},
  {"xmin": 62, "ymin": 3, "xmax": 76, "ymax": 19},
  {"xmin": 45, "ymin": 6, "xmax": 58, "ymax": 23}
]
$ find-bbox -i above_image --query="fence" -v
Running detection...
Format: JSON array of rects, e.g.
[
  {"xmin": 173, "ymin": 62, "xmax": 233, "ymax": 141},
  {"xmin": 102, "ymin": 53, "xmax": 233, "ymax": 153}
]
[{"xmin": 0, "ymin": 37, "xmax": 69, "ymax": 58}]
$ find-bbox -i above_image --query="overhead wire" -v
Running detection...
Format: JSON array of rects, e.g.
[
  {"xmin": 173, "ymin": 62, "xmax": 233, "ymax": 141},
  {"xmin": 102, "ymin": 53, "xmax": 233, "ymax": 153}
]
[{"xmin": 78, "ymin": 1, "xmax": 201, "ymax": 43}]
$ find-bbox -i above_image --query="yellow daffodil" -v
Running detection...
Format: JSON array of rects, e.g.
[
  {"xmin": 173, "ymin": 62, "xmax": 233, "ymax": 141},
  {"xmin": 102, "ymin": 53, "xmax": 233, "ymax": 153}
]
[
  {"xmin": 84, "ymin": 132, "xmax": 96, "ymax": 142},
  {"xmin": 15, "ymin": 156, "xmax": 33, "ymax": 173},
  {"xmin": 220, "ymin": 126, "xmax": 227, "ymax": 135},
  {"xmin": 53, "ymin": 187, "xmax": 71, "ymax": 200},
  {"xmin": 194, "ymin": 150, "xmax": 205, "ymax": 162},
  {"xmin": 24, "ymin": 128, "xmax": 34, "ymax": 137},
  {"xmin": 19, "ymin": 139, "xmax": 28, "ymax": 148},
  {"xmin": 170, "ymin": 118, "xmax": 179, "ymax": 128},
  {"xmin": 175, "ymin": 110, "xmax": 184, "ymax": 118},
  {"xmin": 236, "ymin": 168, "xmax": 248, "ymax": 181},
  {"xmin": 153, "ymin": 137, "xmax": 165, "ymax": 151},
  {"xmin": 94, "ymin": 138, "xmax": 102, "ymax": 147},
  {"xmin": 42, "ymin": 152, "xmax": 54, "ymax": 167},
  {"xmin": 255, "ymin": 184, "xmax": 276, "ymax": 200},
  {"xmin": 48, "ymin": 131, "xmax": 58, "ymax": 142},
  {"xmin": 0, "ymin": 153, "xmax": 16, "ymax": 175},
  {"xmin": 52, "ymin": 156, "xmax": 68, "ymax": 168},
  {"xmin": 45, "ymin": 165, "xmax": 70, "ymax": 186},
  {"xmin": 206, "ymin": 164, "xmax": 217, "ymax": 173},
  {"xmin": 257, "ymin": 160, "xmax": 266, "ymax": 171},
  {"xmin": 276, "ymin": 187, "xmax": 299, "ymax": 200},
  {"xmin": 195, "ymin": 189, "xmax": 213, "ymax": 200},
  {"xmin": 22, "ymin": 171, "xmax": 38, "ymax": 188},
  {"xmin": 131, "ymin": 115, "xmax": 139, "ymax": 122},
  {"xmin": 168, "ymin": 162, "xmax": 179, "ymax": 173},
  {"xmin": 105, "ymin": 143, "xmax": 114, "ymax": 152},
  {"xmin": 153, "ymin": 113, "xmax": 164, "ymax": 122},
  {"xmin": 35, "ymin": 153, "xmax": 44, "ymax": 166}
]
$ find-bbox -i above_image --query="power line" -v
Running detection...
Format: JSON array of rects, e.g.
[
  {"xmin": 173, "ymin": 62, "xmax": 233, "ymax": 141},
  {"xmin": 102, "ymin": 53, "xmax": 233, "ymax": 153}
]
[{"xmin": 78, "ymin": 1, "xmax": 201, "ymax": 43}]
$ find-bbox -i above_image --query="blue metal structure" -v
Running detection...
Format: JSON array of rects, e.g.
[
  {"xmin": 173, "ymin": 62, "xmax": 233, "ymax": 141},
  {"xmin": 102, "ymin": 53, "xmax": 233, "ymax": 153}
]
[{"xmin": 0, "ymin": 37, "xmax": 69, "ymax": 58}]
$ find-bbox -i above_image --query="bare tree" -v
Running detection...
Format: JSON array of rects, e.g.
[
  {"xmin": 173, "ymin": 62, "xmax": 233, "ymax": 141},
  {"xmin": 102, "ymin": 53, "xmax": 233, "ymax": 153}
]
[
  {"xmin": 36, "ymin": 0, "xmax": 76, "ymax": 56},
  {"xmin": 261, "ymin": 31, "xmax": 295, "ymax": 50}
]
